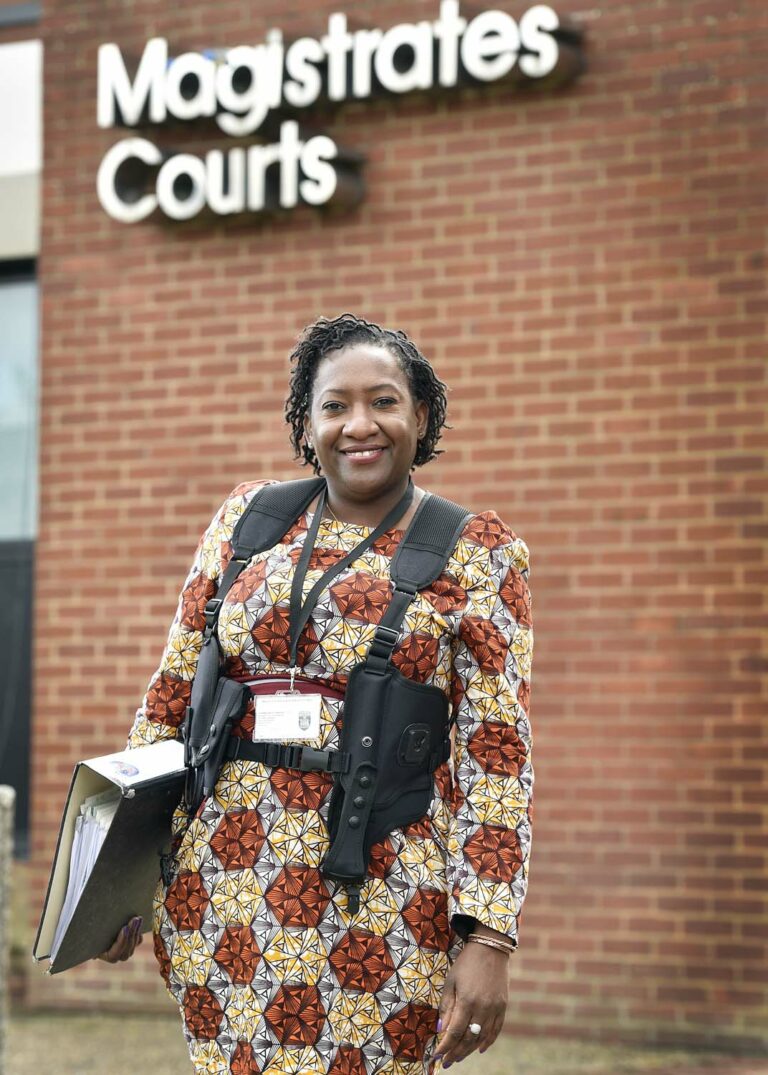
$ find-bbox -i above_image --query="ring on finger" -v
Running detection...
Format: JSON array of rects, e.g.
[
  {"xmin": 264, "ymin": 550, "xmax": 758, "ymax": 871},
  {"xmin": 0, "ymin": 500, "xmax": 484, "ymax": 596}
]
[{"xmin": 468, "ymin": 1022, "xmax": 482, "ymax": 1036}]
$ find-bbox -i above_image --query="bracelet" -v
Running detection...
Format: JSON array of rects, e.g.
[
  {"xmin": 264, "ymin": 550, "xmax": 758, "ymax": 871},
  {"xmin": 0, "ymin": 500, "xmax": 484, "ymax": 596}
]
[
  {"xmin": 468, "ymin": 935, "xmax": 517, "ymax": 955},
  {"xmin": 466, "ymin": 934, "xmax": 517, "ymax": 956}
]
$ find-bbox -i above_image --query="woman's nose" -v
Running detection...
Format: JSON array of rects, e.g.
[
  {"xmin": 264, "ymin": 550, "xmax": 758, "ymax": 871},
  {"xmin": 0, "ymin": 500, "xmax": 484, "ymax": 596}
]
[{"xmin": 342, "ymin": 406, "xmax": 379, "ymax": 437}]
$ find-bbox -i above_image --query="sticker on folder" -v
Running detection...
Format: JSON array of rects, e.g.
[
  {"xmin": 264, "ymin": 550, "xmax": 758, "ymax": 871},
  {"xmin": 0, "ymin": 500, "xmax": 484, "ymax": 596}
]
[{"xmin": 253, "ymin": 693, "xmax": 321, "ymax": 741}]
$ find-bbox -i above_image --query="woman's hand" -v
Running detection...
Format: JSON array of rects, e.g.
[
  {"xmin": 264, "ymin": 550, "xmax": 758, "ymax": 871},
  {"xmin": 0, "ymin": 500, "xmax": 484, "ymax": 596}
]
[
  {"xmin": 97, "ymin": 915, "xmax": 144, "ymax": 963},
  {"xmin": 434, "ymin": 940, "xmax": 509, "ymax": 1068}
]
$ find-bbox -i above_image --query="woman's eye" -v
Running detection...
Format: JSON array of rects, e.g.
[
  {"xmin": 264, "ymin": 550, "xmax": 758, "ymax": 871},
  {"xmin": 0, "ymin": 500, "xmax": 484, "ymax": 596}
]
[
  {"xmin": 322, "ymin": 401, "xmax": 344, "ymax": 412},
  {"xmin": 374, "ymin": 397, "xmax": 396, "ymax": 407}
]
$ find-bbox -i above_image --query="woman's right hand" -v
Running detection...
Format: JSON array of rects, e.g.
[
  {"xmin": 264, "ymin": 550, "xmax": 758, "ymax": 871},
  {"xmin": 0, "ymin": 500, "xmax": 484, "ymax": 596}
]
[{"xmin": 97, "ymin": 915, "xmax": 144, "ymax": 963}]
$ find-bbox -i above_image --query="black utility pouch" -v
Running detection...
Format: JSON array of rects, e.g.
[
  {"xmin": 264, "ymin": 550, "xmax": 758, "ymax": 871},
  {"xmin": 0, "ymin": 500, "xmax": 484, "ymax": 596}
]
[
  {"xmin": 200, "ymin": 678, "xmax": 250, "ymax": 797},
  {"xmin": 322, "ymin": 662, "xmax": 449, "ymax": 887},
  {"xmin": 184, "ymin": 670, "xmax": 249, "ymax": 812},
  {"xmin": 365, "ymin": 668, "xmax": 449, "ymax": 846}
]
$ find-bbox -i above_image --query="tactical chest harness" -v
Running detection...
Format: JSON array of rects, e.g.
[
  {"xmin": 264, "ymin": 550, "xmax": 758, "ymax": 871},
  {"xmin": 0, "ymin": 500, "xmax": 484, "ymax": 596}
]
[{"xmin": 183, "ymin": 477, "xmax": 470, "ymax": 911}]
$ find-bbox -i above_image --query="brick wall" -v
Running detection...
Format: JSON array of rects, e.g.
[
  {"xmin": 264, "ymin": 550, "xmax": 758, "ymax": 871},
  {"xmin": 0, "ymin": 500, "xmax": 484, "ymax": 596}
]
[{"xmin": 29, "ymin": 0, "xmax": 768, "ymax": 1050}]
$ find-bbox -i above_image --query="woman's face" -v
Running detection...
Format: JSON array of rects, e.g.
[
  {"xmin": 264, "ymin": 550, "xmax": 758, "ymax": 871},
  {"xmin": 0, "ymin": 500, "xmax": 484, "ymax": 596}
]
[{"xmin": 304, "ymin": 343, "xmax": 428, "ymax": 505}]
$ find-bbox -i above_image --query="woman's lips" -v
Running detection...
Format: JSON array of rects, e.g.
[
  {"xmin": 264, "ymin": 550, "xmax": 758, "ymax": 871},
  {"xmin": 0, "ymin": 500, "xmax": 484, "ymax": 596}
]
[{"xmin": 340, "ymin": 447, "xmax": 386, "ymax": 464}]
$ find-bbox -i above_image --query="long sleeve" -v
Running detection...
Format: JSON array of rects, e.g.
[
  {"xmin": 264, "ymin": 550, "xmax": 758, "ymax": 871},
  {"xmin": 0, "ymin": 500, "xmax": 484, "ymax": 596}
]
[
  {"xmin": 445, "ymin": 513, "xmax": 534, "ymax": 944},
  {"xmin": 127, "ymin": 480, "xmax": 271, "ymax": 749}
]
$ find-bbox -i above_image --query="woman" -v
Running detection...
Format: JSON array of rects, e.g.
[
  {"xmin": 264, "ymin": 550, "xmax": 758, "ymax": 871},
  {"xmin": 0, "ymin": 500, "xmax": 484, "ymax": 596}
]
[{"xmin": 104, "ymin": 314, "xmax": 534, "ymax": 1074}]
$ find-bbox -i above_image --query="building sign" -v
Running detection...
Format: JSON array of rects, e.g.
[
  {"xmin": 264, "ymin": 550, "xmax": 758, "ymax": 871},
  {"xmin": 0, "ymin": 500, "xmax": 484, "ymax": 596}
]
[{"xmin": 96, "ymin": 2, "xmax": 583, "ymax": 223}]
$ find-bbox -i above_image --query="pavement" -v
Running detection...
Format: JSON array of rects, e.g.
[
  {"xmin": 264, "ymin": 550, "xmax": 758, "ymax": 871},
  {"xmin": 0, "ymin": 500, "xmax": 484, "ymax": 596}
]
[{"xmin": 6, "ymin": 1013, "xmax": 768, "ymax": 1075}]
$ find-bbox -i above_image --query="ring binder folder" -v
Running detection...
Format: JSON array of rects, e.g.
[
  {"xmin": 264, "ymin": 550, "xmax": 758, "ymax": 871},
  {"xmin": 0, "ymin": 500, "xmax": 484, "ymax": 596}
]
[{"xmin": 33, "ymin": 739, "xmax": 185, "ymax": 974}]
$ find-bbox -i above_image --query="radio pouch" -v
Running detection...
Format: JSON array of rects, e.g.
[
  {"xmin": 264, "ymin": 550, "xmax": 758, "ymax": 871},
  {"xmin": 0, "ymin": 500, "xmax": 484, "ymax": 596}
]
[
  {"xmin": 320, "ymin": 492, "xmax": 471, "ymax": 905},
  {"xmin": 321, "ymin": 663, "xmax": 450, "ymax": 890}
]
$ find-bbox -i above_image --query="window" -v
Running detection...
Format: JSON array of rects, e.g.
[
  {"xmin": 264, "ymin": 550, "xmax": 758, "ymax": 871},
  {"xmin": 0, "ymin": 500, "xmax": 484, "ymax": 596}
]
[
  {"xmin": 0, "ymin": 259, "xmax": 38, "ymax": 539},
  {"xmin": 0, "ymin": 258, "xmax": 37, "ymax": 855}
]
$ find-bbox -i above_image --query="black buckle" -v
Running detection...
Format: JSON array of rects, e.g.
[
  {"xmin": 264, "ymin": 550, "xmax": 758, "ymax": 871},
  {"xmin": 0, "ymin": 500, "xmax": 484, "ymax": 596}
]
[
  {"xmin": 281, "ymin": 745, "xmax": 334, "ymax": 771},
  {"xmin": 262, "ymin": 742, "xmax": 284, "ymax": 767},
  {"xmin": 368, "ymin": 626, "xmax": 400, "ymax": 671},
  {"xmin": 292, "ymin": 746, "xmax": 317, "ymax": 771},
  {"xmin": 369, "ymin": 624, "xmax": 400, "ymax": 660},
  {"xmin": 182, "ymin": 706, "xmax": 193, "ymax": 767},
  {"xmin": 326, "ymin": 750, "xmax": 350, "ymax": 774},
  {"xmin": 283, "ymin": 745, "xmax": 304, "ymax": 769},
  {"xmin": 272, "ymin": 744, "xmax": 347, "ymax": 773},
  {"xmin": 228, "ymin": 740, "xmax": 349, "ymax": 773},
  {"xmin": 204, "ymin": 597, "xmax": 223, "ymax": 629},
  {"xmin": 296, "ymin": 747, "xmax": 336, "ymax": 772}
]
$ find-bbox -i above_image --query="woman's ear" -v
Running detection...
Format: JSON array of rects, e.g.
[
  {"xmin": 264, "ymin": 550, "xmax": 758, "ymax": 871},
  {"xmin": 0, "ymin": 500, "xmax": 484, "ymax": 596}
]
[
  {"xmin": 303, "ymin": 415, "xmax": 313, "ymax": 448},
  {"xmin": 415, "ymin": 401, "xmax": 429, "ymax": 440}
]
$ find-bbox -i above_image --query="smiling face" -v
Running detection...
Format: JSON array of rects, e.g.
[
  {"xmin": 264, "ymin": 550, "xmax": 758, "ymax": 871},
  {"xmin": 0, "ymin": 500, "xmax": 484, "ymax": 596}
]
[{"xmin": 304, "ymin": 343, "xmax": 428, "ymax": 512}]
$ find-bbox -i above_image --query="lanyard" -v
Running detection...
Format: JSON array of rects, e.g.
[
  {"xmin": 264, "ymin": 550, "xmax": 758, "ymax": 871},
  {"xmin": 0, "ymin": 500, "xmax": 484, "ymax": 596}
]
[{"xmin": 287, "ymin": 479, "xmax": 415, "ymax": 673}]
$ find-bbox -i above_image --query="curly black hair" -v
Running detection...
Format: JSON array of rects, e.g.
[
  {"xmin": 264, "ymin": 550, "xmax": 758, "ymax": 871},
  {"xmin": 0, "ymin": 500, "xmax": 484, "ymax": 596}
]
[{"xmin": 285, "ymin": 314, "xmax": 449, "ymax": 474}]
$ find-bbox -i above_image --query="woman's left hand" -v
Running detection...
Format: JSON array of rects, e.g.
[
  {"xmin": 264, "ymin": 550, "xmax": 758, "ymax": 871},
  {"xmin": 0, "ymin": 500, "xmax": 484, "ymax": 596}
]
[
  {"xmin": 97, "ymin": 915, "xmax": 144, "ymax": 963},
  {"xmin": 434, "ymin": 941, "xmax": 509, "ymax": 1068}
]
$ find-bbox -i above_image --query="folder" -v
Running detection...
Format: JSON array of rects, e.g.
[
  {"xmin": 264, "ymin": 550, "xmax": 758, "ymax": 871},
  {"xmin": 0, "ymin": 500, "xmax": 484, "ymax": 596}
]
[{"xmin": 34, "ymin": 739, "xmax": 186, "ymax": 974}]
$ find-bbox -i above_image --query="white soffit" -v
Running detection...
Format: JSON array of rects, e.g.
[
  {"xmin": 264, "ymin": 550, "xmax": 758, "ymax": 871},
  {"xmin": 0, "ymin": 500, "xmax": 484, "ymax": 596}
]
[
  {"xmin": 0, "ymin": 39, "xmax": 42, "ymax": 175},
  {"xmin": 0, "ymin": 39, "xmax": 42, "ymax": 256}
]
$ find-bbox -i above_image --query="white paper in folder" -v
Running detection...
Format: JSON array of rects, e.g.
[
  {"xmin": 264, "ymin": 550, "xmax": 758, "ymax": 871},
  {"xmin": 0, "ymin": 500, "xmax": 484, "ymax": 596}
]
[{"xmin": 50, "ymin": 788, "xmax": 120, "ymax": 960}]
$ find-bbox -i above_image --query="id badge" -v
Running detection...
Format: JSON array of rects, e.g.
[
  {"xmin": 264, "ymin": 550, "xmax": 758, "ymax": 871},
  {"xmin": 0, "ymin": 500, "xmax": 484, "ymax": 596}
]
[{"xmin": 253, "ymin": 692, "xmax": 322, "ymax": 741}]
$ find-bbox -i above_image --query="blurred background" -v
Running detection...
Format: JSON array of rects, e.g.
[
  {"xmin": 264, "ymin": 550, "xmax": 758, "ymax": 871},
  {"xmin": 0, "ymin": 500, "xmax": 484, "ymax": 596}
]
[{"xmin": 1, "ymin": 0, "xmax": 766, "ymax": 1069}]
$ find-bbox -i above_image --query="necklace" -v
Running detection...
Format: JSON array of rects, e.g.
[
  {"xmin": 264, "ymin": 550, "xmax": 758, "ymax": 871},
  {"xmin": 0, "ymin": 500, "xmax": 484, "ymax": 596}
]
[
  {"xmin": 324, "ymin": 499, "xmax": 343, "ymax": 524},
  {"xmin": 324, "ymin": 485, "xmax": 420, "ymax": 528}
]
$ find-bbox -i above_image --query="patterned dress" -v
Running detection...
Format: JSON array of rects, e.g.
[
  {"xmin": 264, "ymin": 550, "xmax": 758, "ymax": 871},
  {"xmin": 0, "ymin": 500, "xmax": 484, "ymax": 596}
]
[{"xmin": 128, "ymin": 479, "xmax": 534, "ymax": 1075}]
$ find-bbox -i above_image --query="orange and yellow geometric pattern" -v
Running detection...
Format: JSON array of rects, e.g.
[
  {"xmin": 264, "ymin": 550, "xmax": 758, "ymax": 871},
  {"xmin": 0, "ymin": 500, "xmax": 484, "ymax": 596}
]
[{"xmin": 128, "ymin": 480, "xmax": 534, "ymax": 1074}]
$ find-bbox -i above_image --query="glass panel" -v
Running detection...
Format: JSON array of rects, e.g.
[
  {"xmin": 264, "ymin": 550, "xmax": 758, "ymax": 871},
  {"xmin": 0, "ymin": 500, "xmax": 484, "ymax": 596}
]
[{"xmin": 0, "ymin": 276, "xmax": 38, "ymax": 539}]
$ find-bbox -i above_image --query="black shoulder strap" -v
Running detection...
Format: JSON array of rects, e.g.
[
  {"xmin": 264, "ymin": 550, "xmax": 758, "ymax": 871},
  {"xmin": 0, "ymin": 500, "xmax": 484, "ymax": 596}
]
[
  {"xmin": 231, "ymin": 477, "xmax": 326, "ymax": 558},
  {"xmin": 365, "ymin": 491, "xmax": 472, "ymax": 675},
  {"xmin": 202, "ymin": 477, "xmax": 325, "ymax": 639},
  {"xmin": 391, "ymin": 491, "xmax": 472, "ymax": 590}
]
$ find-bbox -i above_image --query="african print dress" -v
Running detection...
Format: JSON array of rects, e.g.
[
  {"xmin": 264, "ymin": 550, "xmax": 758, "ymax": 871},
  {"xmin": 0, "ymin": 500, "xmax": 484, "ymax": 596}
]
[{"xmin": 127, "ymin": 479, "xmax": 534, "ymax": 1075}]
